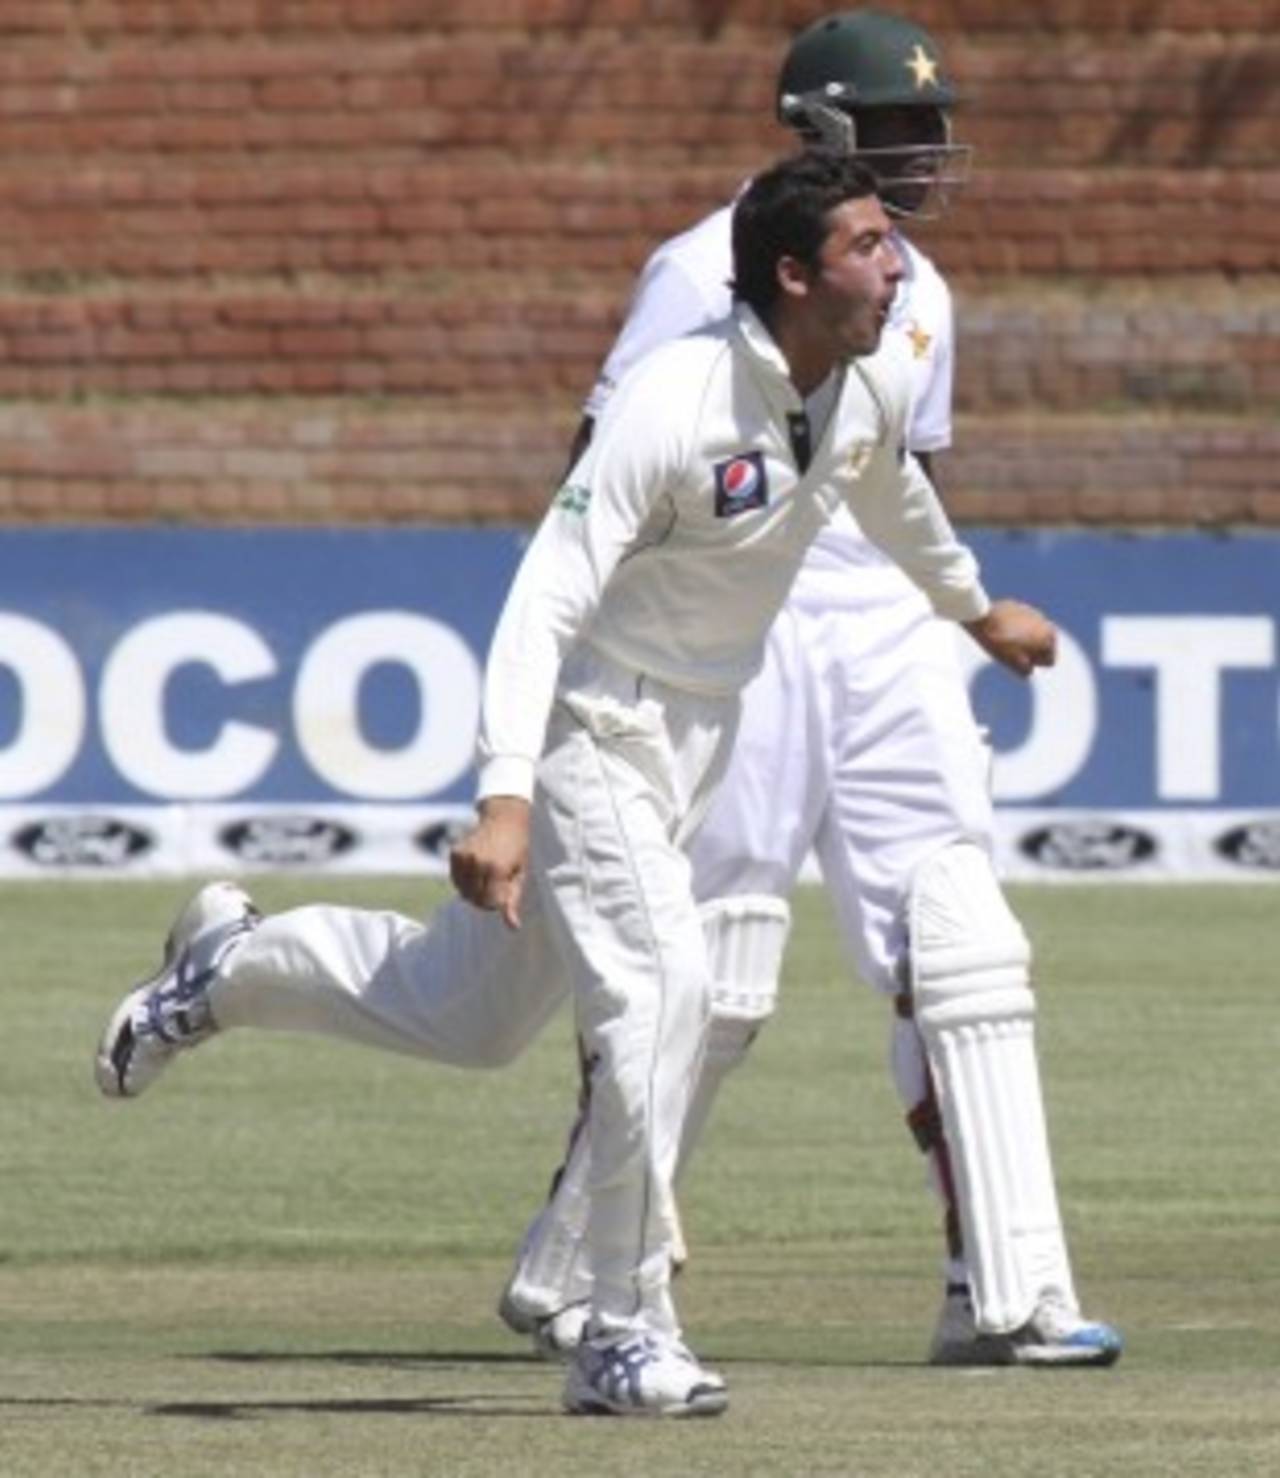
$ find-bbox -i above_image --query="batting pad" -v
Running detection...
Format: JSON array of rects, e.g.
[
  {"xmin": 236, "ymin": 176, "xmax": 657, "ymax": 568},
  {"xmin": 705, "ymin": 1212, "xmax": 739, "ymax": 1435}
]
[
  {"xmin": 911, "ymin": 842, "xmax": 1076, "ymax": 1332},
  {"xmin": 700, "ymin": 893, "xmax": 791, "ymax": 1020},
  {"xmin": 676, "ymin": 895, "xmax": 792, "ymax": 1176}
]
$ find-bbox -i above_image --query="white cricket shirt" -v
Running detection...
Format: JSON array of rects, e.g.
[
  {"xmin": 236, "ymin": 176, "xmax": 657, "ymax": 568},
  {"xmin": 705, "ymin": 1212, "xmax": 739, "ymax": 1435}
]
[
  {"xmin": 583, "ymin": 201, "xmax": 954, "ymax": 575},
  {"xmin": 478, "ymin": 304, "xmax": 989, "ymax": 802}
]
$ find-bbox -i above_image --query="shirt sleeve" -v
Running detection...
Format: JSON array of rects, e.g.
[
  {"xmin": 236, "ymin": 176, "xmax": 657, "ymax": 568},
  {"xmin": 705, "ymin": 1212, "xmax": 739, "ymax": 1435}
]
[
  {"xmin": 477, "ymin": 362, "xmax": 691, "ymax": 801},
  {"xmin": 846, "ymin": 354, "xmax": 988, "ymax": 622},
  {"xmin": 850, "ymin": 446, "xmax": 990, "ymax": 623}
]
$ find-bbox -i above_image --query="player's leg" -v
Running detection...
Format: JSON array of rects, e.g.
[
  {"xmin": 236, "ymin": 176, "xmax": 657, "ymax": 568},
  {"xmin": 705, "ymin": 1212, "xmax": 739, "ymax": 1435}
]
[
  {"xmin": 673, "ymin": 894, "xmax": 792, "ymax": 1171},
  {"xmin": 498, "ymin": 611, "xmax": 816, "ymax": 1349},
  {"xmin": 909, "ymin": 840, "xmax": 1118, "ymax": 1363},
  {"xmin": 814, "ymin": 597, "xmax": 1120, "ymax": 1365},
  {"xmin": 533, "ymin": 659, "xmax": 731, "ymax": 1415},
  {"xmin": 498, "ymin": 891, "xmax": 791, "ymax": 1356},
  {"xmin": 95, "ymin": 872, "xmax": 569, "ymax": 1098},
  {"xmin": 497, "ymin": 1038, "xmax": 595, "ymax": 1355}
]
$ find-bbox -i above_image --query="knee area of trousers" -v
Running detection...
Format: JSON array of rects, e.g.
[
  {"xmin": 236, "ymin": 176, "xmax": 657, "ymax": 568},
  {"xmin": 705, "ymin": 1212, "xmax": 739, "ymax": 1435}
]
[{"xmin": 908, "ymin": 841, "xmax": 1033, "ymax": 1030}]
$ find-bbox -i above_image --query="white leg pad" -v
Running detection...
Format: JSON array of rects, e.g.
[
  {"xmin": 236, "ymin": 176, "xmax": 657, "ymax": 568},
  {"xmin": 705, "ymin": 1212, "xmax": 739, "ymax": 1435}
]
[
  {"xmin": 503, "ymin": 895, "xmax": 789, "ymax": 1319},
  {"xmin": 911, "ymin": 842, "xmax": 1076, "ymax": 1333},
  {"xmin": 676, "ymin": 895, "xmax": 789, "ymax": 1175}
]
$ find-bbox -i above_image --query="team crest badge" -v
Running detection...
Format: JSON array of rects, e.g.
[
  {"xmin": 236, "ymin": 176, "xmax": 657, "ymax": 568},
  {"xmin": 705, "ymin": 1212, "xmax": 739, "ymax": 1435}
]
[
  {"xmin": 847, "ymin": 440, "xmax": 874, "ymax": 478},
  {"xmin": 907, "ymin": 321, "xmax": 933, "ymax": 359},
  {"xmin": 713, "ymin": 452, "xmax": 768, "ymax": 517}
]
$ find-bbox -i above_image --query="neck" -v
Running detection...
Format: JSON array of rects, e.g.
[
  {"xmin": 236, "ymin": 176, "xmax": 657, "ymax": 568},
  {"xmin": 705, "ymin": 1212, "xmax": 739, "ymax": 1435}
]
[{"xmin": 763, "ymin": 308, "xmax": 838, "ymax": 399}]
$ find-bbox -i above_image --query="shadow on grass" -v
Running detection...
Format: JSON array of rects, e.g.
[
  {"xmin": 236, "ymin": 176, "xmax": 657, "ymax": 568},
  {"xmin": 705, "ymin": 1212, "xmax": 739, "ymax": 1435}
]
[
  {"xmin": 205, "ymin": 1347, "xmax": 537, "ymax": 1370},
  {"xmin": 155, "ymin": 1348, "xmax": 563, "ymax": 1419},
  {"xmin": 150, "ymin": 1394, "xmax": 556, "ymax": 1420},
  {"xmin": 0, "ymin": 1393, "xmax": 554, "ymax": 1420}
]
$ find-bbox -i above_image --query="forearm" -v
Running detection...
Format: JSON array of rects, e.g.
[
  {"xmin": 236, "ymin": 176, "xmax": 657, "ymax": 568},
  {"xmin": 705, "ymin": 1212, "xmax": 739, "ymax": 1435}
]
[{"xmin": 477, "ymin": 518, "xmax": 595, "ymax": 802}]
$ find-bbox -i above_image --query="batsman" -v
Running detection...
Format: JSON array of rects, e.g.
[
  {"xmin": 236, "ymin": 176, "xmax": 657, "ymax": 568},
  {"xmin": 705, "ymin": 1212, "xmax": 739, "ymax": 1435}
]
[{"xmin": 499, "ymin": 8, "xmax": 1124, "ymax": 1369}]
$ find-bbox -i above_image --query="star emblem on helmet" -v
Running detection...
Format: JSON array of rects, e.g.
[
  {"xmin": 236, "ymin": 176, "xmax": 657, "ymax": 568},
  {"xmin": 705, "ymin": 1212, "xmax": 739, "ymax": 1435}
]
[{"xmin": 905, "ymin": 43, "xmax": 939, "ymax": 89}]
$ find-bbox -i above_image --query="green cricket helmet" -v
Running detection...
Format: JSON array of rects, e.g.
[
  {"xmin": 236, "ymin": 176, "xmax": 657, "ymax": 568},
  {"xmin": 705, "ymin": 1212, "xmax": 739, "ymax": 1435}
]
[{"xmin": 776, "ymin": 9, "xmax": 971, "ymax": 218}]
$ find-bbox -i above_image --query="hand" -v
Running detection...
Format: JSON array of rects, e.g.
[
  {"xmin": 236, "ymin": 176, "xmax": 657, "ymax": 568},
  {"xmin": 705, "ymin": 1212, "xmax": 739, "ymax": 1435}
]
[
  {"xmin": 449, "ymin": 795, "xmax": 531, "ymax": 930},
  {"xmin": 963, "ymin": 599, "xmax": 1057, "ymax": 678}
]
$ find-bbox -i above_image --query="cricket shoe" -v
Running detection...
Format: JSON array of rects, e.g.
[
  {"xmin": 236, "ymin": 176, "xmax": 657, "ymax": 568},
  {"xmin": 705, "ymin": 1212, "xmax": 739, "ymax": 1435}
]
[
  {"xmin": 563, "ymin": 1331, "xmax": 727, "ymax": 1418},
  {"xmin": 497, "ymin": 1288, "xmax": 590, "ymax": 1362},
  {"xmin": 929, "ymin": 1283, "xmax": 1123, "ymax": 1368},
  {"xmin": 94, "ymin": 881, "xmax": 260, "ymax": 1100}
]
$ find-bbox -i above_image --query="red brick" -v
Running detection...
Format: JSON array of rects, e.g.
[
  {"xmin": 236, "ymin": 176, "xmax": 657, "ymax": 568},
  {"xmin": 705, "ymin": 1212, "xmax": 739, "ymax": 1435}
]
[
  {"xmin": 257, "ymin": 76, "xmax": 344, "ymax": 111},
  {"xmin": 0, "ymin": 7, "xmax": 1273, "ymax": 528}
]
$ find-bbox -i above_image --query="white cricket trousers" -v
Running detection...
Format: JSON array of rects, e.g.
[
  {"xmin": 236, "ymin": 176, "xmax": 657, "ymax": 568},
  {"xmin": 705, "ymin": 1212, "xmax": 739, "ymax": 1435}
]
[{"xmin": 210, "ymin": 644, "xmax": 734, "ymax": 1340}]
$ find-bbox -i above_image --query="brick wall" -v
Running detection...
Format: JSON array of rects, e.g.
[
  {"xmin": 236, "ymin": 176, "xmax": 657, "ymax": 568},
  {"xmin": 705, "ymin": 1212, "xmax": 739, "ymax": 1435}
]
[{"xmin": 0, "ymin": 1, "xmax": 1276, "ymax": 525}]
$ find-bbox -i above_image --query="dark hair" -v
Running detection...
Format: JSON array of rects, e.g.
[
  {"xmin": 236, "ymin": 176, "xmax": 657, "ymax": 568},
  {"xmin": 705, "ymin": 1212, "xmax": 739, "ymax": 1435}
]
[{"xmin": 731, "ymin": 150, "xmax": 880, "ymax": 318}]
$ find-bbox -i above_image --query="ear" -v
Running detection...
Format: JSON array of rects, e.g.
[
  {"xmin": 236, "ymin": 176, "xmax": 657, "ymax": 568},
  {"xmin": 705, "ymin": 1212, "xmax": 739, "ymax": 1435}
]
[{"xmin": 776, "ymin": 253, "xmax": 813, "ymax": 301}]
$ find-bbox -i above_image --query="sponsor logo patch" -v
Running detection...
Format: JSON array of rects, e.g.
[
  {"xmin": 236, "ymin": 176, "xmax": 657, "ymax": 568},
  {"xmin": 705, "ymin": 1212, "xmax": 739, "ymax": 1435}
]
[
  {"xmin": 12, "ymin": 814, "xmax": 154, "ymax": 868},
  {"xmin": 219, "ymin": 815, "xmax": 356, "ymax": 866},
  {"xmin": 1018, "ymin": 819, "xmax": 1157, "ymax": 872},
  {"xmin": 1215, "ymin": 820, "xmax": 1280, "ymax": 870},
  {"xmin": 713, "ymin": 452, "xmax": 768, "ymax": 517}
]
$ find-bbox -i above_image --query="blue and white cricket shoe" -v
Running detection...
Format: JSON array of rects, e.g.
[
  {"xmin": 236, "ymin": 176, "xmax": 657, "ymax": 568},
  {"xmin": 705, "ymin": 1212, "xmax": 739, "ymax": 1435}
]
[
  {"xmin": 94, "ymin": 881, "xmax": 259, "ymax": 1099},
  {"xmin": 930, "ymin": 1284, "xmax": 1124, "ymax": 1368},
  {"xmin": 564, "ymin": 1332, "xmax": 727, "ymax": 1418}
]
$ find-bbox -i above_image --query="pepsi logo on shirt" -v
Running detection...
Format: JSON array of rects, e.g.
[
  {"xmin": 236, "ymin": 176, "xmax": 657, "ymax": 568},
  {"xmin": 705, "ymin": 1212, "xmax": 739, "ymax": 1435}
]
[{"xmin": 713, "ymin": 452, "xmax": 769, "ymax": 517}]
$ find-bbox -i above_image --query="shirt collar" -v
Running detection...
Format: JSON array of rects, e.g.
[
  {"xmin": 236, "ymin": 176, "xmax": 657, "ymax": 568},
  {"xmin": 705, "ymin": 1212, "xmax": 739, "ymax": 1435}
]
[{"xmin": 731, "ymin": 301, "xmax": 797, "ymax": 390}]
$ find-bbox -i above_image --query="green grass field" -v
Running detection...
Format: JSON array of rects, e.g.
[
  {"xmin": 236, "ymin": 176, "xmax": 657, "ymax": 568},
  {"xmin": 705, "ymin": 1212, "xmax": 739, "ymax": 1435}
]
[{"xmin": 1, "ymin": 877, "xmax": 1277, "ymax": 1476}]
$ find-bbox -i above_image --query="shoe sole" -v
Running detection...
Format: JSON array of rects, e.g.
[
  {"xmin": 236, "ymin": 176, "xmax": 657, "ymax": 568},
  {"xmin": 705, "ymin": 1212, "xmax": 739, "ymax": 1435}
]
[
  {"xmin": 93, "ymin": 976, "xmax": 161, "ymax": 1099},
  {"xmin": 1011, "ymin": 1341, "xmax": 1123, "ymax": 1369},
  {"xmin": 931, "ymin": 1338, "xmax": 1123, "ymax": 1369},
  {"xmin": 564, "ymin": 1386, "xmax": 728, "ymax": 1418}
]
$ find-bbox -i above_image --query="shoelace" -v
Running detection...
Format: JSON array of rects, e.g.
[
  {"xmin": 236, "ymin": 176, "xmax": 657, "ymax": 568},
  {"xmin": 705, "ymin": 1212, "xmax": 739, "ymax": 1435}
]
[{"xmin": 587, "ymin": 1335, "xmax": 661, "ymax": 1405}]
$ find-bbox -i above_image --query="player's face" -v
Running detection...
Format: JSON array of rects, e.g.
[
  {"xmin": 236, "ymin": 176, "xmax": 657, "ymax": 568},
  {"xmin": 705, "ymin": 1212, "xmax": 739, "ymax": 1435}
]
[
  {"xmin": 851, "ymin": 105, "xmax": 953, "ymax": 216},
  {"xmin": 807, "ymin": 195, "xmax": 903, "ymax": 358}
]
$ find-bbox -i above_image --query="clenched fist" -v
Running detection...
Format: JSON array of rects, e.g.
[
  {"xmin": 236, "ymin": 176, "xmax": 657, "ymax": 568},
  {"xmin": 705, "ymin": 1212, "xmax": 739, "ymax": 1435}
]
[
  {"xmin": 449, "ymin": 795, "xmax": 532, "ymax": 930},
  {"xmin": 963, "ymin": 599, "xmax": 1057, "ymax": 678}
]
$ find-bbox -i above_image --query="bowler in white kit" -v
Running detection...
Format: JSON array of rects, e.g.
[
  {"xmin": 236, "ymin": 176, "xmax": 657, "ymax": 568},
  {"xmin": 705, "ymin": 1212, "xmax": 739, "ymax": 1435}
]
[{"xmin": 96, "ymin": 150, "xmax": 1057, "ymax": 1417}]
